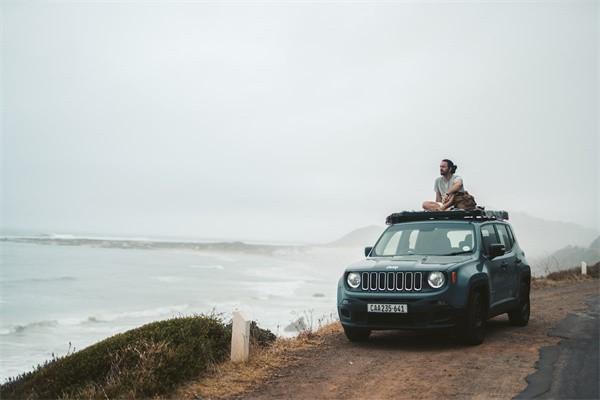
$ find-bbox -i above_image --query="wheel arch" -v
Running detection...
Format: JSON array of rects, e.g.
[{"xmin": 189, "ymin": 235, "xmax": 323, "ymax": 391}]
[
  {"xmin": 467, "ymin": 274, "xmax": 490, "ymax": 310},
  {"xmin": 520, "ymin": 267, "xmax": 532, "ymax": 286}
]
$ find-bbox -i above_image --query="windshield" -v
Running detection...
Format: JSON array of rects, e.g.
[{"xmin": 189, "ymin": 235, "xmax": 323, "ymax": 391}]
[{"xmin": 372, "ymin": 222, "xmax": 475, "ymax": 257}]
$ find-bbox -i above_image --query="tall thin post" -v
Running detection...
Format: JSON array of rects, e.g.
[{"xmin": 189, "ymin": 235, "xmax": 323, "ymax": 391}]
[{"xmin": 231, "ymin": 311, "xmax": 250, "ymax": 363}]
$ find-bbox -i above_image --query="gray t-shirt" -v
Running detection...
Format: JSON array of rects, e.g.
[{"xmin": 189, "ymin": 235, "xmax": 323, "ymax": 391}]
[{"xmin": 434, "ymin": 174, "xmax": 464, "ymax": 196}]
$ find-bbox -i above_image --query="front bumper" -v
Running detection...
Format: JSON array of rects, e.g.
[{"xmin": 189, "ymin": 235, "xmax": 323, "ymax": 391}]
[{"xmin": 337, "ymin": 288, "xmax": 465, "ymax": 330}]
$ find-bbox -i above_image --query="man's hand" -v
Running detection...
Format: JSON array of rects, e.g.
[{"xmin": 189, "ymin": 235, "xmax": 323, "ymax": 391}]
[{"xmin": 441, "ymin": 193, "xmax": 454, "ymax": 210}]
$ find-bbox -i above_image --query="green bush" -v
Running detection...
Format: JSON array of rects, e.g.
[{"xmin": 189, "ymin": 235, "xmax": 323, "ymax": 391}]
[{"xmin": 0, "ymin": 314, "xmax": 274, "ymax": 399}]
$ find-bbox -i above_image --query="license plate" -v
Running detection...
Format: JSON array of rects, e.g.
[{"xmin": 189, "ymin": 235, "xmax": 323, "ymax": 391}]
[{"xmin": 367, "ymin": 303, "xmax": 408, "ymax": 313}]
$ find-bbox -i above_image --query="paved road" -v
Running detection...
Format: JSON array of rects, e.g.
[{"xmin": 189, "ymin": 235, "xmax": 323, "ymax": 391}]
[{"xmin": 516, "ymin": 294, "xmax": 599, "ymax": 400}]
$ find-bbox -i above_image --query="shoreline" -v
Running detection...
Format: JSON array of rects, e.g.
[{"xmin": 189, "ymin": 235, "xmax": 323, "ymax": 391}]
[{"xmin": 1, "ymin": 236, "xmax": 304, "ymax": 255}]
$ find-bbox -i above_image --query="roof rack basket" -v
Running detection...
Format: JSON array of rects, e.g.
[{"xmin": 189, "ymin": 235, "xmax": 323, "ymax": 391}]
[{"xmin": 386, "ymin": 210, "xmax": 509, "ymax": 225}]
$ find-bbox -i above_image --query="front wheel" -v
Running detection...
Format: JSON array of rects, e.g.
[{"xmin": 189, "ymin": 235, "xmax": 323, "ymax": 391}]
[
  {"xmin": 508, "ymin": 280, "xmax": 530, "ymax": 326},
  {"xmin": 342, "ymin": 325, "xmax": 371, "ymax": 342},
  {"xmin": 461, "ymin": 290, "xmax": 487, "ymax": 345}
]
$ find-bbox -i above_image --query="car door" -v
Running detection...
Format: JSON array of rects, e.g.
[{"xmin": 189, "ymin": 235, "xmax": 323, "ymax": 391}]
[
  {"xmin": 480, "ymin": 223, "xmax": 509, "ymax": 305},
  {"xmin": 495, "ymin": 223, "xmax": 518, "ymax": 300}
]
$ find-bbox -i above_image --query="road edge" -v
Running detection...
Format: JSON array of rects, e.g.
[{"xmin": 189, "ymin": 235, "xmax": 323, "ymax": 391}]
[{"xmin": 514, "ymin": 294, "xmax": 600, "ymax": 399}]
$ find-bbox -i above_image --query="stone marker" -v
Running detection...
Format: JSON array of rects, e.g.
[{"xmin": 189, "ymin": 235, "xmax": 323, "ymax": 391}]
[
  {"xmin": 231, "ymin": 311, "xmax": 250, "ymax": 363},
  {"xmin": 581, "ymin": 261, "xmax": 587, "ymax": 276}
]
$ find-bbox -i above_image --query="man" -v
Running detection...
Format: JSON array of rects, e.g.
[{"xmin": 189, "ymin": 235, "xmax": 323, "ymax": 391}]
[{"xmin": 422, "ymin": 159, "xmax": 464, "ymax": 211}]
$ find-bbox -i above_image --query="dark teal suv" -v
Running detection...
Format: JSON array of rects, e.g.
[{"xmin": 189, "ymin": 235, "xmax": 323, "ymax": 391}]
[{"xmin": 337, "ymin": 210, "xmax": 531, "ymax": 345}]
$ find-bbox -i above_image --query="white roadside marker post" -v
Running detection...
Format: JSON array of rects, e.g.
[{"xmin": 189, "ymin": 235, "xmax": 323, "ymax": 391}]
[
  {"xmin": 231, "ymin": 311, "xmax": 250, "ymax": 363},
  {"xmin": 581, "ymin": 261, "xmax": 587, "ymax": 276}
]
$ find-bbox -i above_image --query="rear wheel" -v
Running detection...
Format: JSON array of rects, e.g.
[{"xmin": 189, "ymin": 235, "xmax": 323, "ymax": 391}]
[
  {"xmin": 342, "ymin": 325, "xmax": 371, "ymax": 342},
  {"xmin": 461, "ymin": 290, "xmax": 487, "ymax": 345},
  {"xmin": 508, "ymin": 280, "xmax": 530, "ymax": 326}
]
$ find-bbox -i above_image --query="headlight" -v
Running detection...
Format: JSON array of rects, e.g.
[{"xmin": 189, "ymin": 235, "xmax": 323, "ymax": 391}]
[
  {"xmin": 347, "ymin": 272, "xmax": 361, "ymax": 289},
  {"xmin": 428, "ymin": 272, "xmax": 445, "ymax": 289}
]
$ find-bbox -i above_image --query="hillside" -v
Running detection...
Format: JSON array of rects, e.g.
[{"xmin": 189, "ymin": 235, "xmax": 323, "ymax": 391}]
[
  {"xmin": 531, "ymin": 235, "xmax": 600, "ymax": 273},
  {"xmin": 0, "ymin": 315, "xmax": 275, "ymax": 399},
  {"xmin": 326, "ymin": 225, "xmax": 384, "ymax": 247},
  {"xmin": 509, "ymin": 212, "xmax": 598, "ymax": 257}
]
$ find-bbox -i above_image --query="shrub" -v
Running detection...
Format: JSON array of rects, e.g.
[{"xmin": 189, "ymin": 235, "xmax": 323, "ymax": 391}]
[{"xmin": 0, "ymin": 313, "xmax": 274, "ymax": 399}]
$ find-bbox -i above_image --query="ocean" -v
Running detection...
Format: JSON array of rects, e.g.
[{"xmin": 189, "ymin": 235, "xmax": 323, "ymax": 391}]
[{"xmin": 0, "ymin": 239, "xmax": 358, "ymax": 381}]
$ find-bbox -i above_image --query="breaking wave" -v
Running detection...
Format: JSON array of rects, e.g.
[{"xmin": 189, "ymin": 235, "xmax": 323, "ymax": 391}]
[
  {"xmin": 0, "ymin": 320, "xmax": 59, "ymax": 335},
  {"xmin": 2, "ymin": 276, "xmax": 77, "ymax": 285},
  {"xmin": 99, "ymin": 304, "xmax": 190, "ymax": 320},
  {"xmin": 188, "ymin": 264, "xmax": 225, "ymax": 270},
  {"xmin": 0, "ymin": 304, "xmax": 191, "ymax": 336},
  {"xmin": 151, "ymin": 276, "xmax": 184, "ymax": 283}
]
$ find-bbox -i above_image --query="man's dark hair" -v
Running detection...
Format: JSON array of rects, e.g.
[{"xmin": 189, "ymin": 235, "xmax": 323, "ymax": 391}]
[{"xmin": 442, "ymin": 159, "xmax": 458, "ymax": 174}]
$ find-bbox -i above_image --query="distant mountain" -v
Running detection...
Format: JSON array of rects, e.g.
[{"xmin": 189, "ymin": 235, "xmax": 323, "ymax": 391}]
[
  {"xmin": 531, "ymin": 235, "xmax": 600, "ymax": 274},
  {"xmin": 509, "ymin": 212, "xmax": 599, "ymax": 257},
  {"xmin": 326, "ymin": 225, "xmax": 384, "ymax": 247}
]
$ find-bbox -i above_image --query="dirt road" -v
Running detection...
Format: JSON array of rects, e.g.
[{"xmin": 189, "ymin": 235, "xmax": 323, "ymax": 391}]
[{"xmin": 228, "ymin": 280, "xmax": 598, "ymax": 400}]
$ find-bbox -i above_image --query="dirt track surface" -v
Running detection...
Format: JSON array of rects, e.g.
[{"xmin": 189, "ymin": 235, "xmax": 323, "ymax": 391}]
[{"xmin": 228, "ymin": 280, "xmax": 599, "ymax": 400}]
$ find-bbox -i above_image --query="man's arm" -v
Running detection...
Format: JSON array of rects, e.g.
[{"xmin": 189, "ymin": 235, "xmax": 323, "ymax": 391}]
[
  {"xmin": 435, "ymin": 191, "xmax": 442, "ymax": 203},
  {"xmin": 446, "ymin": 178, "xmax": 463, "ymax": 195}
]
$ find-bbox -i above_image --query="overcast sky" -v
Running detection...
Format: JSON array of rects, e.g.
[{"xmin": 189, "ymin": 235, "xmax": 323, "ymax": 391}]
[{"xmin": 1, "ymin": 0, "xmax": 598, "ymax": 243}]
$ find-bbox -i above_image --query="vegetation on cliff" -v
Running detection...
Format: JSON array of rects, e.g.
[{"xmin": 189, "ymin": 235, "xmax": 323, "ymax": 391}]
[{"xmin": 0, "ymin": 314, "xmax": 274, "ymax": 399}]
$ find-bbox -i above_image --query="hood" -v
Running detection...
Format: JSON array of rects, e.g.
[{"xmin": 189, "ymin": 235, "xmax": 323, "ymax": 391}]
[{"xmin": 345, "ymin": 254, "xmax": 474, "ymax": 272}]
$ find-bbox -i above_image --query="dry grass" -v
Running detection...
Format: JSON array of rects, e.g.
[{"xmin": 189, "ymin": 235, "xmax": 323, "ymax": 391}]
[
  {"xmin": 173, "ymin": 322, "xmax": 343, "ymax": 400},
  {"xmin": 532, "ymin": 262, "xmax": 599, "ymax": 289}
]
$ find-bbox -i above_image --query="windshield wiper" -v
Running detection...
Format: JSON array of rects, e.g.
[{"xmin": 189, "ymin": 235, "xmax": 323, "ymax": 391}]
[{"xmin": 442, "ymin": 250, "xmax": 473, "ymax": 256}]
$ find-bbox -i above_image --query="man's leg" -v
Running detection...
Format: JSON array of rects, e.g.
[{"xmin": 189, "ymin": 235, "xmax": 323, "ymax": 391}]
[{"xmin": 422, "ymin": 201, "xmax": 443, "ymax": 211}]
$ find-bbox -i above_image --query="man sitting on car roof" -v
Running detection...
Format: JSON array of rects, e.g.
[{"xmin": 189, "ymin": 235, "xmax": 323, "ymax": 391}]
[{"xmin": 422, "ymin": 159, "xmax": 474, "ymax": 211}]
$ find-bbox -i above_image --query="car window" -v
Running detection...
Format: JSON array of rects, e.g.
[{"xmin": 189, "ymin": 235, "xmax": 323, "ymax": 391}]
[
  {"xmin": 373, "ymin": 222, "xmax": 475, "ymax": 256},
  {"xmin": 506, "ymin": 225, "xmax": 516, "ymax": 245},
  {"xmin": 381, "ymin": 231, "xmax": 403, "ymax": 256},
  {"xmin": 448, "ymin": 230, "xmax": 474, "ymax": 251},
  {"xmin": 408, "ymin": 230, "xmax": 418, "ymax": 249},
  {"xmin": 495, "ymin": 224, "xmax": 513, "ymax": 252},
  {"xmin": 480, "ymin": 224, "xmax": 499, "ymax": 255}
]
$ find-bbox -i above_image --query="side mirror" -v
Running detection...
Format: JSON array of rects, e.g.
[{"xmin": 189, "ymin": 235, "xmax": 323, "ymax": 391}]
[
  {"xmin": 364, "ymin": 246, "xmax": 373, "ymax": 257},
  {"xmin": 488, "ymin": 243, "xmax": 505, "ymax": 259}
]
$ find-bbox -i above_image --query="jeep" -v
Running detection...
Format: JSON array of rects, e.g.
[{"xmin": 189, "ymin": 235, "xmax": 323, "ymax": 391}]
[{"xmin": 336, "ymin": 210, "xmax": 531, "ymax": 345}]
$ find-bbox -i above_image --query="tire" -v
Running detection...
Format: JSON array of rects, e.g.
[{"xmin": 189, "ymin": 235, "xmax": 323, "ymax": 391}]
[
  {"xmin": 461, "ymin": 290, "xmax": 487, "ymax": 345},
  {"xmin": 342, "ymin": 325, "xmax": 371, "ymax": 342},
  {"xmin": 508, "ymin": 280, "xmax": 530, "ymax": 326}
]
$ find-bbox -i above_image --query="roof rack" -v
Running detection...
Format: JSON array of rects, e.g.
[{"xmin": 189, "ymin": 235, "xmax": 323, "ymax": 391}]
[{"xmin": 385, "ymin": 210, "xmax": 509, "ymax": 225}]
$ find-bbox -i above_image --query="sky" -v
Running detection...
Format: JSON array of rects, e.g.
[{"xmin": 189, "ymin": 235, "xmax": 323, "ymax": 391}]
[{"xmin": 1, "ymin": 0, "xmax": 598, "ymax": 243}]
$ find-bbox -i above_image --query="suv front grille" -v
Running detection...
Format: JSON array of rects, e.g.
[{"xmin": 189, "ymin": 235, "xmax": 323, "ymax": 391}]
[{"xmin": 359, "ymin": 271, "xmax": 423, "ymax": 292}]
